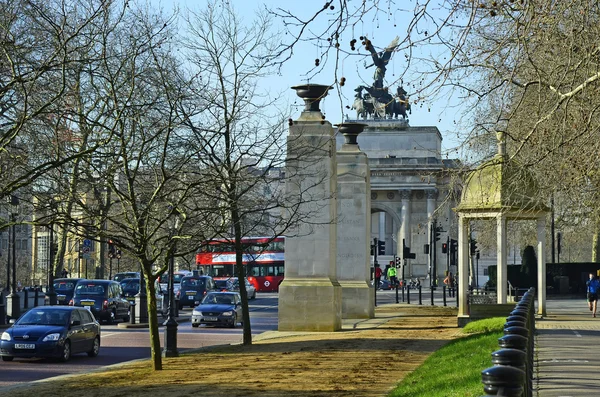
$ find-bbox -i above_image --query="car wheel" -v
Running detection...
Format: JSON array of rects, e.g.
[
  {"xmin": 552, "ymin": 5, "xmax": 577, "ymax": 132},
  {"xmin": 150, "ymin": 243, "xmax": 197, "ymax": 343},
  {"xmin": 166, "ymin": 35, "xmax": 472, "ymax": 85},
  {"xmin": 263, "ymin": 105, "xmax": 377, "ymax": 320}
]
[
  {"xmin": 230, "ymin": 314, "xmax": 237, "ymax": 328},
  {"xmin": 106, "ymin": 311, "xmax": 115, "ymax": 325},
  {"xmin": 60, "ymin": 340, "xmax": 71, "ymax": 362},
  {"xmin": 1, "ymin": 356, "xmax": 14, "ymax": 362},
  {"xmin": 192, "ymin": 323, "xmax": 199, "ymax": 328},
  {"xmin": 252, "ymin": 291, "xmax": 256, "ymax": 300},
  {"xmin": 88, "ymin": 336, "xmax": 100, "ymax": 357},
  {"xmin": 123, "ymin": 309, "xmax": 130, "ymax": 323}
]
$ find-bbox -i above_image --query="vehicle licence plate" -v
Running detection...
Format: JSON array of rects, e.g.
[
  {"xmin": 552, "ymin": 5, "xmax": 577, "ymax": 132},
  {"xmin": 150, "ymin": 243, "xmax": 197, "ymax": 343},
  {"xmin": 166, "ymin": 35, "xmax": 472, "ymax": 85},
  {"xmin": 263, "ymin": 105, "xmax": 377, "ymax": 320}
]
[
  {"xmin": 81, "ymin": 301, "xmax": 94, "ymax": 306},
  {"xmin": 203, "ymin": 317, "xmax": 218, "ymax": 322},
  {"xmin": 14, "ymin": 344, "xmax": 35, "ymax": 349}
]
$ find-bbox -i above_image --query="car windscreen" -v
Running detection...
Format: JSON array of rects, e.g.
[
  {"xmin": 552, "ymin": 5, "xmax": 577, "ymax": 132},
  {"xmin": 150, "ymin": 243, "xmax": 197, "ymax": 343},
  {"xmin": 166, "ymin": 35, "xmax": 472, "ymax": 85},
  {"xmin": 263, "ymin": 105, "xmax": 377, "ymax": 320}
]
[
  {"xmin": 54, "ymin": 281, "xmax": 76, "ymax": 291},
  {"xmin": 181, "ymin": 278, "xmax": 206, "ymax": 288},
  {"xmin": 122, "ymin": 280, "xmax": 140, "ymax": 292},
  {"xmin": 17, "ymin": 309, "xmax": 69, "ymax": 326},
  {"xmin": 202, "ymin": 294, "xmax": 234, "ymax": 305},
  {"xmin": 74, "ymin": 284, "xmax": 105, "ymax": 295}
]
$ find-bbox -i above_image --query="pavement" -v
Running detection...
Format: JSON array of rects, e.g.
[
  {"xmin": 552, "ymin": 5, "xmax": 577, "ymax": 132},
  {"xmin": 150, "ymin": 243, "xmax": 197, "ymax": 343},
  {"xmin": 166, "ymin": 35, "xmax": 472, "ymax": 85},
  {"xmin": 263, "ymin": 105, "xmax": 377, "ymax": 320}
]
[{"xmin": 535, "ymin": 298, "xmax": 600, "ymax": 396}]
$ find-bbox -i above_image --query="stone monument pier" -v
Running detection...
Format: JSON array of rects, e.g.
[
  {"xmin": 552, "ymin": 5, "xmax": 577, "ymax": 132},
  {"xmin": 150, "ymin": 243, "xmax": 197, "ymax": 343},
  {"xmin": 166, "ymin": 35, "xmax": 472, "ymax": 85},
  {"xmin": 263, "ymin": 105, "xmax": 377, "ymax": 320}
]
[
  {"xmin": 335, "ymin": 123, "xmax": 374, "ymax": 319},
  {"xmin": 278, "ymin": 84, "xmax": 342, "ymax": 332}
]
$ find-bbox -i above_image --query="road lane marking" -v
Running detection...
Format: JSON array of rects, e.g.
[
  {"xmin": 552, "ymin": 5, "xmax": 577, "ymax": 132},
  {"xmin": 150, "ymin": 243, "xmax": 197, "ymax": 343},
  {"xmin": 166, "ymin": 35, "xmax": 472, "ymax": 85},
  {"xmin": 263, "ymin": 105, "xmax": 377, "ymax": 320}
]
[{"xmin": 573, "ymin": 330, "xmax": 582, "ymax": 337}]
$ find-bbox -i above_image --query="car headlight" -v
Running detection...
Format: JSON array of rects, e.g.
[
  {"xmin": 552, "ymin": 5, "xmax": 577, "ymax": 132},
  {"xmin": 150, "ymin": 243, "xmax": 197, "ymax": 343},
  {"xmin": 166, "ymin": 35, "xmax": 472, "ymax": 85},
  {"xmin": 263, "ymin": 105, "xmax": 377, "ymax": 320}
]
[
  {"xmin": 42, "ymin": 333, "xmax": 61, "ymax": 342},
  {"xmin": 192, "ymin": 310, "xmax": 201, "ymax": 316},
  {"xmin": 221, "ymin": 311, "xmax": 233, "ymax": 316},
  {"xmin": 1, "ymin": 332, "xmax": 11, "ymax": 341}
]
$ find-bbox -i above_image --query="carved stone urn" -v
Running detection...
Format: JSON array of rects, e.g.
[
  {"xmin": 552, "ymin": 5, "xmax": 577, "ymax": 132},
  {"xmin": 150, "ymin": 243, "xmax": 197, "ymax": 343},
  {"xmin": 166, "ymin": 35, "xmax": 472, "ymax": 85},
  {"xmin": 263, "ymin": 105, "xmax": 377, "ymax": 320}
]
[
  {"xmin": 335, "ymin": 122, "xmax": 368, "ymax": 145},
  {"xmin": 291, "ymin": 84, "xmax": 333, "ymax": 112}
]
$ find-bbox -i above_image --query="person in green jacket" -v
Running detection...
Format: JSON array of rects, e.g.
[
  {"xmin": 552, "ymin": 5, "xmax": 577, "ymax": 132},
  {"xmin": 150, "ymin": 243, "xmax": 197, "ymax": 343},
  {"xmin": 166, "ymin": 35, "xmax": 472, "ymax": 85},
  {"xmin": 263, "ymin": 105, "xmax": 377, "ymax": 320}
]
[{"xmin": 387, "ymin": 265, "xmax": 398, "ymax": 287}]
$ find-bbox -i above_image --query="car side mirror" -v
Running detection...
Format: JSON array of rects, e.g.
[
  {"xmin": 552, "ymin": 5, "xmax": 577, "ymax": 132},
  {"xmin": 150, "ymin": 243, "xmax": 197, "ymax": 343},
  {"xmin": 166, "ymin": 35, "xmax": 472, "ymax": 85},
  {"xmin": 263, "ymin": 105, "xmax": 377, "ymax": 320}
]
[{"xmin": 71, "ymin": 320, "xmax": 81, "ymax": 326}]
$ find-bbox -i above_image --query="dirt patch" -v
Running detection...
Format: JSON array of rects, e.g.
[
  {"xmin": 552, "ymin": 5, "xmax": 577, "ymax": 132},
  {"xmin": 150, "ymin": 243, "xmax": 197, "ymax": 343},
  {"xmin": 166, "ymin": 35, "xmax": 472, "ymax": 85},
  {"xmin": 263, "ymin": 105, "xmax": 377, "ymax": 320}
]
[{"xmin": 4, "ymin": 305, "xmax": 461, "ymax": 397}]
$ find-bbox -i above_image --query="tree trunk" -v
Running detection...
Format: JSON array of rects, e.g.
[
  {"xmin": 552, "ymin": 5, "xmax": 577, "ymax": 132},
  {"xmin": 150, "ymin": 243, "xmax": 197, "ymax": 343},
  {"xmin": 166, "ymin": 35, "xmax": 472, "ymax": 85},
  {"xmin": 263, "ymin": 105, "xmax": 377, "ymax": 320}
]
[{"xmin": 145, "ymin": 269, "xmax": 162, "ymax": 370}]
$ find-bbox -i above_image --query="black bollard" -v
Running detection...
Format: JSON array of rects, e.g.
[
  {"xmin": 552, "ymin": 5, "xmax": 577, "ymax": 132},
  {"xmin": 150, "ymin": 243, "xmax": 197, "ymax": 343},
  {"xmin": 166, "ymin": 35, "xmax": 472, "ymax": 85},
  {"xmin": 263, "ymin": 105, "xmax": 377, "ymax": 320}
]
[
  {"xmin": 23, "ymin": 289, "xmax": 28, "ymax": 309},
  {"xmin": 407, "ymin": 286, "xmax": 410, "ymax": 304},
  {"xmin": 481, "ymin": 364, "xmax": 526, "ymax": 396},
  {"xmin": 418, "ymin": 285, "xmax": 422, "ymax": 305},
  {"xmin": 396, "ymin": 283, "xmax": 399, "ymax": 303},
  {"xmin": 498, "ymin": 334, "xmax": 527, "ymax": 351},
  {"xmin": 491, "ymin": 348, "xmax": 527, "ymax": 373},
  {"xmin": 34, "ymin": 288, "xmax": 39, "ymax": 307},
  {"xmin": 129, "ymin": 302, "xmax": 136, "ymax": 325},
  {"xmin": 430, "ymin": 287, "xmax": 434, "ymax": 306},
  {"xmin": 504, "ymin": 325, "xmax": 529, "ymax": 339}
]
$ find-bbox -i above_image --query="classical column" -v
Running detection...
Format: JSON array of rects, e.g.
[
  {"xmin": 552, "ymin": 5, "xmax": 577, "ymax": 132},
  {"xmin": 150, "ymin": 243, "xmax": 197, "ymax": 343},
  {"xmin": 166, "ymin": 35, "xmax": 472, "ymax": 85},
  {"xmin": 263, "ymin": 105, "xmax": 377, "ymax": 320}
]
[
  {"xmin": 335, "ymin": 123, "xmax": 373, "ymax": 319},
  {"xmin": 457, "ymin": 215, "xmax": 469, "ymax": 318},
  {"xmin": 278, "ymin": 84, "xmax": 342, "ymax": 332},
  {"xmin": 496, "ymin": 214, "xmax": 507, "ymax": 304},
  {"xmin": 426, "ymin": 189, "xmax": 437, "ymax": 279},
  {"xmin": 537, "ymin": 216, "xmax": 547, "ymax": 316},
  {"xmin": 399, "ymin": 189, "xmax": 411, "ymax": 278}
]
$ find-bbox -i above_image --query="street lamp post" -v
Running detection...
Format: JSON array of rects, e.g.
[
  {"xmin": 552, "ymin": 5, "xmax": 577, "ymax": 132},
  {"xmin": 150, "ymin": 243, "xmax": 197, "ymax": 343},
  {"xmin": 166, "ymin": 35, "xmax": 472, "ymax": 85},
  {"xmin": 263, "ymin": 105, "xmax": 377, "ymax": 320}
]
[
  {"xmin": 162, "ymin": 242, "xmax": 179, "ymax": 357},
  {"xmin": 6, "ymin": 195, "xmax": 20, "ymax": 320}
]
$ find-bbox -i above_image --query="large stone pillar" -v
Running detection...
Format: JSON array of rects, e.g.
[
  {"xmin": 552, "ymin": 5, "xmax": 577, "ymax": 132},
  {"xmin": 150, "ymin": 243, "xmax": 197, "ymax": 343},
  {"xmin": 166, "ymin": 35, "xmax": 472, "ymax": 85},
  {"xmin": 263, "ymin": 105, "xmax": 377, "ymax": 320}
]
[
  {"xmin": 278, "ymin": 84, "xmax": 341, "ymax": 332},
  {"xmin": 335, "ymin": 123, "xmax": 374, "ymax": 319},
  {"xmin": 399, "ymin": 189, "xmax": 411, "ymax": 280},
  {"xmin": 497, "ymin": 215, "xmax": 507, "ymax": 304},
  {"xmin": 537, "ymin": 216, "xmax": 547, "ymax": 316}
]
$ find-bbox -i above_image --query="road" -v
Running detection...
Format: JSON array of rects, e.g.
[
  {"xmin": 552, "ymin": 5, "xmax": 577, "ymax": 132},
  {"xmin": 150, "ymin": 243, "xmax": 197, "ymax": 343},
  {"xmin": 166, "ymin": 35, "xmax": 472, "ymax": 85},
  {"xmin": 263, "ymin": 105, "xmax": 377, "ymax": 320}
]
[
  {"xmin": 0, "ymin": 293, "xmax": 279, "ymax": 388},
  {"xmin": 0, "ymin": 287, "xmax": 454, "ymax": 389}
]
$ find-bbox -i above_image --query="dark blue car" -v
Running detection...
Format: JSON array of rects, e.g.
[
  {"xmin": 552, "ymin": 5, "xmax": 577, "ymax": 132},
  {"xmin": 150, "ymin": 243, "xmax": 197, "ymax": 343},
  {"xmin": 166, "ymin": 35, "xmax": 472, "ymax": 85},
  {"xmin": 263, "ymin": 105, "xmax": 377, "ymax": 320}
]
[
  {"xmin": 0, "ymin": 306, "xmax": 100, "ymax": 362},
  {"xmin": 191, "ymin": 292, "xmax": 242, "ymax": 328}
]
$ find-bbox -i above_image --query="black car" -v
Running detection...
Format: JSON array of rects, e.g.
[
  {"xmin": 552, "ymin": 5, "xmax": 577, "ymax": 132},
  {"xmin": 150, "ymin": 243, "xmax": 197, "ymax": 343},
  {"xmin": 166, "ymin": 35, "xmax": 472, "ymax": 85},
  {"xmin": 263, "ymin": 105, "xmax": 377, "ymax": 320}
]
[
  {"xmin": 53, "ymin": 278, "xmax": 86, "ymax": 305},
  {"xmin": 119, "ymin": 278, "xmax": 141, "ymax": 303},
  {"xmin": 178, "ymin": 275, "xmax": 216, "ymax": 309},
  {"xmin": 191, "ymin": 292, "xmax": 243, "ymax": 328},
  {"xmin": 70, "ymin": 280, "xmax": 130, "ymax": 324},
  {"xmin": 0, "ymin": 306, "xmax": 100, "ymax": 362},
  {"xmin": 113, "ymin": 272, "xmax": 140, "ymax": 282}
]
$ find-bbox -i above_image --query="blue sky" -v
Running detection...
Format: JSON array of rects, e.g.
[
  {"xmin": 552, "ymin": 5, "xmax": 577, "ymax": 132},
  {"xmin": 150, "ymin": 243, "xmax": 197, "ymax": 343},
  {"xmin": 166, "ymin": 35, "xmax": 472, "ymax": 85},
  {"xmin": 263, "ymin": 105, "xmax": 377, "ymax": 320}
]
[{"xmin": 153, "ymin": 0, "xmax": 462, "ymax": 154}]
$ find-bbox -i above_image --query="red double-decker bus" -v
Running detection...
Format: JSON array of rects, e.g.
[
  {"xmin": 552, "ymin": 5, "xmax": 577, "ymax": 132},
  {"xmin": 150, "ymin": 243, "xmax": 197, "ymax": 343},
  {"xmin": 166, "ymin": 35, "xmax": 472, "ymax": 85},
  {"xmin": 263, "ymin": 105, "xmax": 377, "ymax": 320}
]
[{"xmin": 195, "ymin": 236, "xmax": 284, "ymax": 292}]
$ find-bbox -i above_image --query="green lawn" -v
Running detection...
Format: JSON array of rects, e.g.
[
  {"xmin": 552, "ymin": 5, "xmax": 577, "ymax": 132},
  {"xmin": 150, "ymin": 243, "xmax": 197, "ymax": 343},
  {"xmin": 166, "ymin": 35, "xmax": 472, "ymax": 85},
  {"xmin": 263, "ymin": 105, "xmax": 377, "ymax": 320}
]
[{"xmin": 389, "ymin": 317, "xmax": 506, "ymax": 397}]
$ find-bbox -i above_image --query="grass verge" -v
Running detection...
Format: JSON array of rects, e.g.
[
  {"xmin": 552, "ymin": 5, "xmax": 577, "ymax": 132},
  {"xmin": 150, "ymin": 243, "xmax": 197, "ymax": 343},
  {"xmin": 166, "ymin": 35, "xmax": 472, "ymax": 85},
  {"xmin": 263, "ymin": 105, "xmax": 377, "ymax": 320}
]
[{"xmin": 388, "ymin": 317, "xmax": 505, "ymax": 397}]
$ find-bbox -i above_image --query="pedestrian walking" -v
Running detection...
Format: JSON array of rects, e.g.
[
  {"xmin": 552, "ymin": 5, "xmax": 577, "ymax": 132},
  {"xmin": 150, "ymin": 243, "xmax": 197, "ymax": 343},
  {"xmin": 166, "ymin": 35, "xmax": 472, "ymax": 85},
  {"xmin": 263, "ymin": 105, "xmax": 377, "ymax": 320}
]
[
  {"xmin": 61, "ymin": 268, "xmax": 69, "ymax": 278},
  {"xmin": 374, "ymin": 264, "xmax": 382, "ymax": 290},
  {"xmin": 586, "ymin": 273, "xmax": 600, "ymax": 317},
  {"xmin": 387, "ymin": 264, "xmax": 398, "ymax": 287}
]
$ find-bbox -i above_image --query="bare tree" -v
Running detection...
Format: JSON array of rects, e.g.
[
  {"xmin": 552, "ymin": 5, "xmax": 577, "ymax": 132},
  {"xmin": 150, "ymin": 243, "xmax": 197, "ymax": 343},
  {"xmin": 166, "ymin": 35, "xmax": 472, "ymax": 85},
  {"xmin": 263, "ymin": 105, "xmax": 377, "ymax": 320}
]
[{"xmin": 179, "ymin": 1, "xmax": 334, "ymax": 345}]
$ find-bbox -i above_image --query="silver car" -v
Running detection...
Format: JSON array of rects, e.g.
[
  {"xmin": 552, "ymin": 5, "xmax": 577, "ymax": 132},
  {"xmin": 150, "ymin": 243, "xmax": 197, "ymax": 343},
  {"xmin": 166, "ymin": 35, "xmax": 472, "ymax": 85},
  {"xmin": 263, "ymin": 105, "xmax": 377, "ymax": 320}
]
[{"xmin": 191, "ymin": 292, "xmax": 243, "ymax": 328}]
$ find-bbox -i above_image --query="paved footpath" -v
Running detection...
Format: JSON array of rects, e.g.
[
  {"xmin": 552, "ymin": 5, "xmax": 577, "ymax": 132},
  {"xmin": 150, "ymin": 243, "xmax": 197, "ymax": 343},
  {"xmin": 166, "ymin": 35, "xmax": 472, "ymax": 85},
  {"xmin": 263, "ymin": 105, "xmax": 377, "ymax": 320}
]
[{"xmin": 536, "ymin": 298, "xmax": 600, "ymax": 396}]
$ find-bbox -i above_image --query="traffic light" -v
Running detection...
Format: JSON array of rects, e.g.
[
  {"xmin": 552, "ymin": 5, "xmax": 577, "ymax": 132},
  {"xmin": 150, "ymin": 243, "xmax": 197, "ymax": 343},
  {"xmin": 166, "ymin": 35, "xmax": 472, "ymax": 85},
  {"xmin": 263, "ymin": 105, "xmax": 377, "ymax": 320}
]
[
  {"xmin": 370, "ymin": 244, "xmax": 375, "ymax": 256},
  {"xmin": 395, "ymin": 256, "xmax": 401, "ymax": 266},
  {"xmin": 450, "ymin": 239, "xmax": 458, "ymax": 254},
  {"xmin": 470, "ymin": 239, "xmax": 478, "ymax": 255},
  {"xmin": 403, "ymin": 245, "xmax": 416, "ymax": 259},
  {"xmin": 424, "ymin": 244, "xmax": 430, "ymax": 254},
  {"xmin": 108, "ymin": 239, "xmax": 116, "ymax": 258},
  {"xmin": 115, "ymin": 249, "xmax": 122, "ymax": 259},
  {"xmin": 377, "ymin": 239, "xmax": 385, "ymax": 255},
  {"xmin": 441, "ymin": 243, "xmax": 448, "ymax": 254},
  {"xmin": 434, "ymin": 226, "xmax": 442, "ymax": 241}
]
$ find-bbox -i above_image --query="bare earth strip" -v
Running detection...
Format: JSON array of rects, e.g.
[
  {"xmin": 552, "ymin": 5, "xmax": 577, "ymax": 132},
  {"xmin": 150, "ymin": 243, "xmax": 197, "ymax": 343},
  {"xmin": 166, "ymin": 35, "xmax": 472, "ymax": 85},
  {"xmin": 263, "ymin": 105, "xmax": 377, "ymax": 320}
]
[{"xmin": 3, "ymin": 305, "xmax": 460, "ymax": 397}]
